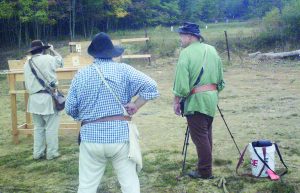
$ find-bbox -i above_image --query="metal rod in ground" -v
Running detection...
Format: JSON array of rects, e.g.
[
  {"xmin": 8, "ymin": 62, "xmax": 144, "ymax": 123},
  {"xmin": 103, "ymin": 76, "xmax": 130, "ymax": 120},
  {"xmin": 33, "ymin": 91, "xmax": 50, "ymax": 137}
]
[
  {"xmin": 182, "ymin": 126, "xmax": 190, "ymax": 174},
  {"xmin": 217, "ymin": 105, "xmax": 242, "ymax": 156},
  {"xmin": 182, "ymin": 126, "xmax": 189, "ymax": 155}
]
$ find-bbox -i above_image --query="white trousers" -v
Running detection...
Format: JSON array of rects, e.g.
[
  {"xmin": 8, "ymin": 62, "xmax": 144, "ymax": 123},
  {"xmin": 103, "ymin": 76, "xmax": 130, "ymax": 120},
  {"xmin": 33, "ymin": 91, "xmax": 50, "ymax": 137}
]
[
  {"xmin": 32, "ymin": 113, "xmax": 60, "ymax": 159},
  {"xmin": 78, "ymin": 142, "xmax": 140, "ymax": 193}
]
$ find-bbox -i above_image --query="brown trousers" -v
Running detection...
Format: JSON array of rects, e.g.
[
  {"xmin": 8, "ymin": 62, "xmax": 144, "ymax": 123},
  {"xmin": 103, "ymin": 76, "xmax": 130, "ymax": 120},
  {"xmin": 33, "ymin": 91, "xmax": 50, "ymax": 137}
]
[{"xmin": 186, "ymin": 112, "xmax": 213, "ymax": 177}]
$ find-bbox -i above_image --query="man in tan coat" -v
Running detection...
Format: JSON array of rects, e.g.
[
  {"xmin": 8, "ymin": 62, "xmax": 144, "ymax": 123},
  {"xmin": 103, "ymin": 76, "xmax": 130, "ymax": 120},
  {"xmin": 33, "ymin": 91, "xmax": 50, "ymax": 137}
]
[{"xmin": 24, "ymin": 40, "xmax": 63, "ymax": 160}]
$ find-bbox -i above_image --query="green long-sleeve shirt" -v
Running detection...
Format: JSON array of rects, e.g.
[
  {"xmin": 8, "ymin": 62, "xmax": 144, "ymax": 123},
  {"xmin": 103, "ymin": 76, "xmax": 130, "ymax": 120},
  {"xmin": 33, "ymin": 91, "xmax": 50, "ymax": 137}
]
[{"xmin": 173, "ymin": 41, "xmax": 225, "ymax": 117}]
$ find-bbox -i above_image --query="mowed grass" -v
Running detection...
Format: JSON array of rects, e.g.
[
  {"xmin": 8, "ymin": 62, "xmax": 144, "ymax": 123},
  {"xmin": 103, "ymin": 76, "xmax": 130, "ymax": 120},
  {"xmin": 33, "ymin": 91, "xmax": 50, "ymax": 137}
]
[{"xmin": 1, "ymin": 23, "xmax": 300, "ymax": 192}]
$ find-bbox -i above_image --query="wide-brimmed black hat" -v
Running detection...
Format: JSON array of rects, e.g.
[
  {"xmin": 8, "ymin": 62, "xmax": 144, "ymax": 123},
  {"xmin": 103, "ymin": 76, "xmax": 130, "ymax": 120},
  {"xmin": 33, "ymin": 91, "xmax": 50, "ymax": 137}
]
[
  {"xmin": 176, "ymin": 22, "xmax": 201, "ymax": 38},
  {"xmin": 88, "ymin": 32, "xmax": 124, "ymax": 58},
  {"xmin": 28, "ymin": 40, "xmax": 50, "ymax": 53}
]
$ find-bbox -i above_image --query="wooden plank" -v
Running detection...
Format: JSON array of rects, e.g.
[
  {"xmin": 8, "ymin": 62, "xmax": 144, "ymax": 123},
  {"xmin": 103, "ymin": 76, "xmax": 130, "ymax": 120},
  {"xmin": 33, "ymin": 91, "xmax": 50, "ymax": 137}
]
[
  {"xmin": 17, "ymin": 123, "xmax": 78, "ymax": 129},
  {"xmin": 59, "ymin": 128, "xmax": 80, "ymax": 134},
  {"xmin": 9, "ymin": 90, "xmax": 27, "ymax": 94},
  {"xmin": 18, "ymin": 128, "xmax": 79, "ymax": 135},
  {"xmin": 120, "ymin": 37, "xmax": 149, "ymax": 43},
  {"xmin": 122, "ymin": 54, "xmax": 151, "ymax": 59},
  {"xmin": 18, "ymin": 129, "xmax": 33, "ymax": 135},
  {"xmin": 13, "ymin": 68, "xmax": 78, "ymax": 81},
  {"xmin": 15, "ymin": 73, "xmax": 75, "ymax": 81},
  {"xmin": 56, "ymin": 70, "xmax": 78, "ymax": 80},
  {"xmin": 8, "ymin": 59, "xmax": 27, "ymax": 70},
  {"xmin": 17, "ymin": 123, "xmax": 79, "ymax": 129},
  {"xmin": 60, "ymin": 123, "xmax": 80, "ymax": 128},
  {"xmin": 69, "ymin": 42, "xmax": 80, "ymax": 45},
  {"xmin": 63, "ymin": 54, "xmax": 93, "ymax": 67},
  {"xmin": 8, "ymin": 74, "xmax": 19, "ymax": 144}
]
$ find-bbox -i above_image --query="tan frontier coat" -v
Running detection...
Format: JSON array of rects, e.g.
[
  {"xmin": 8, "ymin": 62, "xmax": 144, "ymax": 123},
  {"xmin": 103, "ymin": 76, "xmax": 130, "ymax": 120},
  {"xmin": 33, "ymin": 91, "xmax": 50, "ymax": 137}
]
[{"xmin": 24, "ymin": 54, "xmax": 63, "ymax": 115}]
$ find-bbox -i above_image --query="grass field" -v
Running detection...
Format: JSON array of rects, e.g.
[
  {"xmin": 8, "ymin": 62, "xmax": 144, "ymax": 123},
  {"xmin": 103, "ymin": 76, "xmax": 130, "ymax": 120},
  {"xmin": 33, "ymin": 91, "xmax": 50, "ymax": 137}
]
[{"xmin": 0, "ymin": 22, "xmax": 300, "ymax": 193}]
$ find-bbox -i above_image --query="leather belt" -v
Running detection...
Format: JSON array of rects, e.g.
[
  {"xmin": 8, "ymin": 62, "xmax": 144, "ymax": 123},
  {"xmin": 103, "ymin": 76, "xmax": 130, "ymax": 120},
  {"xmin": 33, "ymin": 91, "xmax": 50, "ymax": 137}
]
[
  {"xmin": 191, "ymin": 84, "xmax": 217, "ymax": 94},
  {"xmin": 81, "ymin": 115, "xmax": 132, "ymax": 126}
]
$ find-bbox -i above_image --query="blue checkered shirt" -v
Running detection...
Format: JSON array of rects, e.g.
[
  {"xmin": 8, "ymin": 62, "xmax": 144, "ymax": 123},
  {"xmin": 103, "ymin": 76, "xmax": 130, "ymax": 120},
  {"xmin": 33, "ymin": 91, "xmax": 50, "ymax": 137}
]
[{"xmin": 65, "ymin": 59, "xmax": 159, "ymax": 143}]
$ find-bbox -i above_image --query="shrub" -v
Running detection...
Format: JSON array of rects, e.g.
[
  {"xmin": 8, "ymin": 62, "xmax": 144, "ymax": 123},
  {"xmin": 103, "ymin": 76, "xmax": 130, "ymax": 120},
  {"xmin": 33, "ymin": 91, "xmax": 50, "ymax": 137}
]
[{"xmin": 258, "ymin": 1, "xmax": 300, "ymax": 49}]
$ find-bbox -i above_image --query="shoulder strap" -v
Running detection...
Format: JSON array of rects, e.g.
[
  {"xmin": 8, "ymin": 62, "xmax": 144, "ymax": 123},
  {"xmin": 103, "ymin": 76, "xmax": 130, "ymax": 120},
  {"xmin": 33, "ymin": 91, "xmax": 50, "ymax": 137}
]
[
  {"xmin": 29, "ymin": 59, "xmax": 46, "ymax": 88},
  {"xmin": 29, "ymin": 58, "xmax": 52, "ymax": 87},
  {"xmin": 94, "ymin": 65, "xmax": 128, "ymax": 115},
  {"xmin": 193, "ymin": 44, "xmax": 208, "ymax": 87}
]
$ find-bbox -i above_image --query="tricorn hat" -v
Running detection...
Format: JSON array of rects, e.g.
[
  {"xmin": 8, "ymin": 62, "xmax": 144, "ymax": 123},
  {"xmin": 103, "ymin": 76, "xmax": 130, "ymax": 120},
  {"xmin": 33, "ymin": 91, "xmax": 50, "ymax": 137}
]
[
  {"xmin": 88, "ymin": 32, "xmax": 124, "ymax": 58},
  {"xmin": 176, "ymin": 22, "xmax": 201, "ymax": 38},
  {"xmin": 28, "ymin": 40, "xmax": 50, "ymax": 53}
]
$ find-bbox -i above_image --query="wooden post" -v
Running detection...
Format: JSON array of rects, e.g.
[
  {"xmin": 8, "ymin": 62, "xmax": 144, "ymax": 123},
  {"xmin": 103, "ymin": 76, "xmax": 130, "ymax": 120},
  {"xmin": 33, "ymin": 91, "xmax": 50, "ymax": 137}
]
[
  {"xmin": 144, "ymin": 28, "xmax": 151, "ymax": 65},
  {"xmin": 24, "ymin": 91, "xmax": 32, "ymax": 135},
  {"xmin": 8, "ymin": 74, "xmax": 19, "ymax": 144},
  {"xmin": 224, "ymin": 31, "xmax": 230, "ymax": 61}
]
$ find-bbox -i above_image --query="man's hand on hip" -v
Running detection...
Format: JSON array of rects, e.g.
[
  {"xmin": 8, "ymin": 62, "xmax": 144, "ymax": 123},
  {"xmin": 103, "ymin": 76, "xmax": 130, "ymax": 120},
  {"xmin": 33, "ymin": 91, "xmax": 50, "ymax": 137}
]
[
  {"xmin": 173, "ymin": 102, "xmax": 181, "ymax": 116},
  {"xmin": 124, "ymin": 102, "xmax": 138, "ymax": 115}
]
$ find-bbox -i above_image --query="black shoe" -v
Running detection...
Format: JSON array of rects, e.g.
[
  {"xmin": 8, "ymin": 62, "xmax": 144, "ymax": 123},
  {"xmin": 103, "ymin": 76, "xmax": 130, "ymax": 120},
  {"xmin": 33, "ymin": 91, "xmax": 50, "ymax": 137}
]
[{"xmin": 188, "ymin": 171, "xmax": 214, "ymax": 179}]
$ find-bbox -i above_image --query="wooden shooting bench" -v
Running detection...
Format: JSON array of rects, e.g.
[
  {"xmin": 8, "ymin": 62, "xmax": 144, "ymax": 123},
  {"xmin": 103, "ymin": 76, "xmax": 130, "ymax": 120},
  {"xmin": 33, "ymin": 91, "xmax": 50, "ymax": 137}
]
[
  {"xmin": 69, "ymin": 42, "xmax": 82, "ymax": 53},
  {"xmin": 7, "ymin": 59, "xmax": 81, "ymax": 144},
  {"xmin": 119, "ymin": 37, "xmax": 152, "ymax": 65}
]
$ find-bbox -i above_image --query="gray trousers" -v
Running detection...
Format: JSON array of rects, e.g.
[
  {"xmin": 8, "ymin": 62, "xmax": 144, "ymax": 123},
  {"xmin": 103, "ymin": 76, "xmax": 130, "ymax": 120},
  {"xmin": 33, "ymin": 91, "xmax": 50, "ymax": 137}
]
[{"xmin": 32, "ymin": 112, "xmax": 61, "ymax": 159}]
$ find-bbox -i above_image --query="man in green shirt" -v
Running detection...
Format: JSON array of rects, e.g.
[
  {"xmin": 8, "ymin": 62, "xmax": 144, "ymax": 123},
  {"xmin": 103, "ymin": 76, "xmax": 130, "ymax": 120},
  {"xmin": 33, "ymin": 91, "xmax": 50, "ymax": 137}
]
[{"xmin": 173, "ymin": 22, "xmax": 225, "ymax": 179}]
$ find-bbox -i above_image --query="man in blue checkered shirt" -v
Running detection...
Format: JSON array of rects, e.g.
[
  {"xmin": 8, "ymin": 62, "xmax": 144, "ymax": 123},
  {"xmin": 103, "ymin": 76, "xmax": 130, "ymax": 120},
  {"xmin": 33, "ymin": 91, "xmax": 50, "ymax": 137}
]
[{"xmin": 65, "ymin": 32, "xmax": 159, "ymax": 193}]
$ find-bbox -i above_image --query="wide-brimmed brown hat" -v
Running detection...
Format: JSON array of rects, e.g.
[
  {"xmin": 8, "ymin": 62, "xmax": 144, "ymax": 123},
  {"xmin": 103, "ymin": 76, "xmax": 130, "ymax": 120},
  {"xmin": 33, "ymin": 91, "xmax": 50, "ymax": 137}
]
[
  {"xmin": 28, "ymin": 40, "xmax": 50, "ymax": 53},
  {"xmin": 88, "ymin": 32, "xmax": 124, "ymax": 58}
]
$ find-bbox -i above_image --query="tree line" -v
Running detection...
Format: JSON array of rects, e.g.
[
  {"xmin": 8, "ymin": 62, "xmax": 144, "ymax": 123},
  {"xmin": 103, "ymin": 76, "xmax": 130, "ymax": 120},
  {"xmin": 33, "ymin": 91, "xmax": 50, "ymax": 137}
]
[{"xmin": 0, "ymin": 0, "xmax": 295, "ymax": 48}]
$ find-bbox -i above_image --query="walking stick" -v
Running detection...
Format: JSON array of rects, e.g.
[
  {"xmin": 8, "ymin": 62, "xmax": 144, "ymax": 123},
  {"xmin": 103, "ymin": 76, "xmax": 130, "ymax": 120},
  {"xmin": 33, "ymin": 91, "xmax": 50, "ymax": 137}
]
[
  {"xmin": 181, "ymin": 126, "xmax": 190, "ymax": 174},
  {"xmin": 217, "ymin": 105, "xmax": 242, "ymax": 156}
]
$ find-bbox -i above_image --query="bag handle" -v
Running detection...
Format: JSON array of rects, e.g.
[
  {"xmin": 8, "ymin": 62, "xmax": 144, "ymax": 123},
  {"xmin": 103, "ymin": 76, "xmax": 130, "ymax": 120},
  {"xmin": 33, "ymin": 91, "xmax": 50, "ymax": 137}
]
[
  {"xmin": 94, "ymin": 65, "xmax": 128, "ymax": 115},
  {"xmin": 274, "ymin": 143, "xmax": 288, "ymax": 176},
  {"xmin": 236, "ymin": 144, "xmax": 253, "ymax": 177}
]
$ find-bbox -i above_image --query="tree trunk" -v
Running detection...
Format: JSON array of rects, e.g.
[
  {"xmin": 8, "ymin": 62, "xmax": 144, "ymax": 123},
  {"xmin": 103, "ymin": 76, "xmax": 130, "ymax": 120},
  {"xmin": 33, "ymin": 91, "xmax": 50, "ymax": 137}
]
[
  {"xmin": 106, "ymin": 17, "xmax": 109, "ymax": 32},
  {"xmin": 69, "ymin": 4, "xmax": 73, "ymax": 40},
  {"xmin": 249, "ymin": 50, "xmax": 300, "ymax": 60},
  {"xmin": 25, "ymin": 23, "xmax": 29, "ymax": 45},
  {"xmin": 90, "ymin": 19, "xmax": 94, "ymax": 37},
  {"xmin": 72, "ymin": 0, "xmax": 76, "ymax": 39},
  {"xmin": 82, "ymin": 11, "xmax": 86, "ymax": 38},
  {"xmin": 43, "ymin": 24, "xmax": 46, "ymax": 41},
  {"xmin": 18, "ymin": 20, "xmax": 22, "ymax": 49}
]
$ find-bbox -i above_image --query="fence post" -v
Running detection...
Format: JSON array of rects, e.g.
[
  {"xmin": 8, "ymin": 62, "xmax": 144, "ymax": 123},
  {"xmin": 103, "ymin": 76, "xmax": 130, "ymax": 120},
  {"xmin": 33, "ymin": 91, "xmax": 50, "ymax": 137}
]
[
  {"xmin": 144, "ymin": 28, "xmax": 151, "ymax": 65},
  {"xmin": 224, "ymin": 31, "xmax": 230, "ymax": 61}
]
